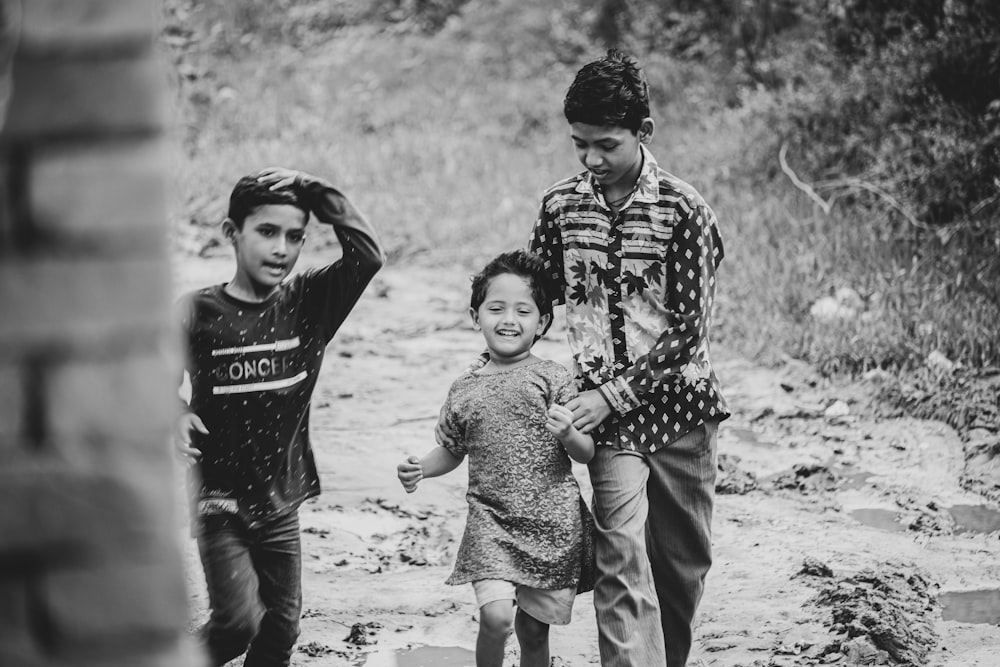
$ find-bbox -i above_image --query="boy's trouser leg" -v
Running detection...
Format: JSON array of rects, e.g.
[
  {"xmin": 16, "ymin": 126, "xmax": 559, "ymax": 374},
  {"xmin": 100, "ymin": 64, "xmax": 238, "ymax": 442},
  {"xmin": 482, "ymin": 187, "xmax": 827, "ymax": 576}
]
[
  {"xmin": 588, "ymin": 446, "xmax": 667, "ymax": 667},
  {"xmin": 244, "ymin": 511, "xmax": 302, "ymax": 667},
  {"xmin": 197, "ymin": 515, "xmax": 265, "ymax": 666},
  {"xmin": 646, "ymin": 422, "xmax": 719, "ymax": 667}
]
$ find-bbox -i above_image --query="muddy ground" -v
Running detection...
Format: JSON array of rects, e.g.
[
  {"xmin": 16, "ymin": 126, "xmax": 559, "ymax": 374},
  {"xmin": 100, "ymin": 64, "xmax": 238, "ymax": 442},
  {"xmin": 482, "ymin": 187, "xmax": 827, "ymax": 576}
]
[{"xmin": 172, "ymin": 242, "xmax": 1000, "ymax": 667}]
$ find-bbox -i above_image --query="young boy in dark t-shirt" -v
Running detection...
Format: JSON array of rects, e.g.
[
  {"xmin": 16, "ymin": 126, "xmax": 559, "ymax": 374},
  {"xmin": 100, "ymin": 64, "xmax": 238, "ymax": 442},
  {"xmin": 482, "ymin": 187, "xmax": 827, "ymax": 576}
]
[{"xmin": 176, "ymin": 167, "xmax": 384, "ymax": 667}]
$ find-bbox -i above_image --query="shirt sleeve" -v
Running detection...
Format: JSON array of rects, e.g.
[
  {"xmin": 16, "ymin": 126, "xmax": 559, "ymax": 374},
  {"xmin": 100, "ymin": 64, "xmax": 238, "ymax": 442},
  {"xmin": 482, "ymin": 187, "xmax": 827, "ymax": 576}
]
[
  {"xmin": 297, "ymin": 175, "xmax": 387, "ymax": 342},
  {"xmin": 597, "ymin": 202, "xmax": 724, "ymax": 414},
  {"xmin": 552, "ymin": 365, "xmax": 579, "ymax": 407},
  {"xmin": 528, "ymin": 198, "xmax": 567, "ymax": 309}
]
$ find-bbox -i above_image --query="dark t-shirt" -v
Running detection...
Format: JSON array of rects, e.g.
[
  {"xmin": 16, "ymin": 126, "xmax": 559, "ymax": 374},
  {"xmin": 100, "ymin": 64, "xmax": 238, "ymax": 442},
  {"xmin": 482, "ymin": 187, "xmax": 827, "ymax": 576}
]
[{"xmin": 181, "ymin": 178, "xmax": 383, "ymax": 528}]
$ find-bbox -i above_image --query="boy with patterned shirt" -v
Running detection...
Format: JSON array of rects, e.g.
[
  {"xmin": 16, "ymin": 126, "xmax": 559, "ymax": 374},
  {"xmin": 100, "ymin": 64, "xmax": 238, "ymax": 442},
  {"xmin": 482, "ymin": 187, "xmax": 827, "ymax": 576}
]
[
  {"xmin": 175, "ymin": 167, "xmax": 384, "ymax": 667},
  {"xmin": 531, "ymin": 50, "xmax": 729, "ymax": 666}
]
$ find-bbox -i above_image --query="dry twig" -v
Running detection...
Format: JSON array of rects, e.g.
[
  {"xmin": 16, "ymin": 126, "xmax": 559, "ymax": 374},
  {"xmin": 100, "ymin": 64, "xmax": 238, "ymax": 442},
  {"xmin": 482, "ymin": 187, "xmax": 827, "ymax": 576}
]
[{"xmin": 778, "ymin": 143, "xmax": 929, "ymax": 230}]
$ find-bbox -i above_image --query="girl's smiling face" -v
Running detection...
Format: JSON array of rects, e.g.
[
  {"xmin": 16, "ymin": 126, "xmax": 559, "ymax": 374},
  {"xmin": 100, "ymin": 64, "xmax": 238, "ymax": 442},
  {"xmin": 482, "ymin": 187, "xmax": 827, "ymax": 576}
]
[{"xmin": 470, "ymin": 273, "xmax": 550, "ymax": 367}]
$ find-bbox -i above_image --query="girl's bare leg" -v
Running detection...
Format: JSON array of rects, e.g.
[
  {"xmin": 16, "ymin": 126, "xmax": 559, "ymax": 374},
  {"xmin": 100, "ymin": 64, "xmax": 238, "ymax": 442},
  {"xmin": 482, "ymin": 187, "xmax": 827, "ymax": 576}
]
[
  {"xmin": 476, "ymin": 600, "xmax": 514, "ymax": 667},
  {"xmin": 514, "ymin": 608, "xmax": 550, "ymax": 667}
]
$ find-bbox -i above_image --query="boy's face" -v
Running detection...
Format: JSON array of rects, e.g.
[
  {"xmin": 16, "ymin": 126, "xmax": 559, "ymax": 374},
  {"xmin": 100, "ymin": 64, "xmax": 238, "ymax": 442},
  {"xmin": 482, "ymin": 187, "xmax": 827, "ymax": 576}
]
[
  {"xmin": 470, "ymin": 273, "xmax": 550, "ymax": 366},
  {"xmin": 225, "ymin": 204, "xmax": 308, "ymax": 295},
  {"xmin": 570, "ymin": 119, "xmax": 653, "ymax": 193}
]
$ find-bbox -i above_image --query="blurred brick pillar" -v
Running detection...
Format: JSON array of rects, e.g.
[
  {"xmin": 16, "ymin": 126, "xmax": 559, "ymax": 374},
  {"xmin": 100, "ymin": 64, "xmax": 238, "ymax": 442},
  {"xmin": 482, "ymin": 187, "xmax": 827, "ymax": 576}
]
[{"xmin": 0, "ymin": 2, "xmax": 200, "ymax": 666}]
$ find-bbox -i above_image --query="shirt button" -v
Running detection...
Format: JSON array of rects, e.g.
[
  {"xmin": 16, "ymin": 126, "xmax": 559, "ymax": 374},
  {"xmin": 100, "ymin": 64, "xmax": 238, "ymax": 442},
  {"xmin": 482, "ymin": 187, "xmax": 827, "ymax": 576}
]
[{"xmin": 606, "ymin": 262, "xmax": 614, "ymax": 271}]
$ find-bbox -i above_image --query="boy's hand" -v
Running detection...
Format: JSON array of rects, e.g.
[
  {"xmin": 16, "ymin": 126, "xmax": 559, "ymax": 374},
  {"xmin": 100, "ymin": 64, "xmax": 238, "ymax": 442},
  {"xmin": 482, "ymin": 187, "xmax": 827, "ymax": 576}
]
[
  {"xmin": 566, "ymin": 390, "xmax": 612, "ymax": 434},
  {"xmin": 434, "ymin": 404, "xmax": 457, "ymax": 449},
  {"xmin": 256, "ymin": 167, "xmax": 304, "ymax": 192},
  {"xmin": 546, "ymin": 404, "xmax": 575, "ymax": 439},
  {"xmin": 174, "ymin": 412, "xmax": 208, "ymax": 465},
  {"xmin": 397, "ymin": 455, "xmax": 423, "ymax": 493}
]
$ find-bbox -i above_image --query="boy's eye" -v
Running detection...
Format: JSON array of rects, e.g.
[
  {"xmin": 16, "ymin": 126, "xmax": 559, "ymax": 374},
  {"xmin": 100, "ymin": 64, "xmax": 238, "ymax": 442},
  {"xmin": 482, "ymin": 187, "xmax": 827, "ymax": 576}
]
[
  {"xmin": 288, "ymin": 233, "xmax": 305, "ymax": 244},
  {"xmin": 258, "ymin": 226, "xmax": 277, "ymax": 237}
]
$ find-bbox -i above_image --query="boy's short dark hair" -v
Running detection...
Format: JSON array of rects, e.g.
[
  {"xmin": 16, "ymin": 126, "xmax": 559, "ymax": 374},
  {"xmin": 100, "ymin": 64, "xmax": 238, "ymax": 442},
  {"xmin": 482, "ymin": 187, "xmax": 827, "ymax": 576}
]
[
  {"xmin": 564, "ymin": 48, "xmax": 650, "ymax": 132},
  {"xmin": 470, "ymin": 249, "xmax": 554, "ymax": 331},
  {"xmin": 227, "ymin": 172, "xmax": 308, "ymax": 229}
]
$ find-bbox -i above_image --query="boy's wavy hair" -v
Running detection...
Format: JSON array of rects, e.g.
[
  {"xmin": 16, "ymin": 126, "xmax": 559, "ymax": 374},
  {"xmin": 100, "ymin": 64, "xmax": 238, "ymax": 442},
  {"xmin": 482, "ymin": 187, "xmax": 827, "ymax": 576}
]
[
  {"xmin": 563, "ymin": 48, "xmax": 650, "ymax": 133},
  {"xmin": 470, "ymin": 249, "xmax": 554, "ymax": 337},
  {"xmin": 227, "ymin": 172, "xmax": 308, "ymax": 229}
]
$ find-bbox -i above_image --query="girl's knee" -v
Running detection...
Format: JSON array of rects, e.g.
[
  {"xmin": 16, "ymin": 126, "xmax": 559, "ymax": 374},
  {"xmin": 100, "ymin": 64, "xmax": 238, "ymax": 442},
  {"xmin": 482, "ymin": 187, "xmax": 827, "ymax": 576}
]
[{"xmin": 479, "ymin": 600, "xmax": 515, "ymax": 638}]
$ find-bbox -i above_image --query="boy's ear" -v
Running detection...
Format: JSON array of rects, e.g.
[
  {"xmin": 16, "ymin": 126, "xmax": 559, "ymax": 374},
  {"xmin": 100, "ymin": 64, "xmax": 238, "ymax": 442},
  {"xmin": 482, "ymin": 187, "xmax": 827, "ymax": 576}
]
[
  {"xmin": 538, "ymin": 312, "xmax": 553, "ymax": 337},
  {"xmin": 221, "ymin": 218, "xmax": 238, "ymax": 243},
  {"xmin": 638, "ymin": 118, "xmax": 655, "ymax": 144},
  {"xmin": 469, "ymin": 307, "xmax": 481, "ymax": 330}
]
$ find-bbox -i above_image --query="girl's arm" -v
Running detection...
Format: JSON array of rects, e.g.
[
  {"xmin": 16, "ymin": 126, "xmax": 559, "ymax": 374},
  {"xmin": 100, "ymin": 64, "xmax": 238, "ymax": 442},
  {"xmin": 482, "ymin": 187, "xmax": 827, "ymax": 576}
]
[
  {"xmin": 546, "ymin": 404, "xmax": 596, "ymax": 464},
  {"xmin": 397, "ymin": 445, "xmax": 465, "ymax": 493}
]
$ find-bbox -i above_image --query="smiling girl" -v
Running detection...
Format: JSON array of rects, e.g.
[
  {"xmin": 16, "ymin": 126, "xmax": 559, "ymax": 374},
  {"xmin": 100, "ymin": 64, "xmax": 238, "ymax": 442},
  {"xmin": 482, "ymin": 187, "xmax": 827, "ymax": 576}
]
[{"xmin": 397, "ymin": 250, "xmax": 595, "ymax": 667}]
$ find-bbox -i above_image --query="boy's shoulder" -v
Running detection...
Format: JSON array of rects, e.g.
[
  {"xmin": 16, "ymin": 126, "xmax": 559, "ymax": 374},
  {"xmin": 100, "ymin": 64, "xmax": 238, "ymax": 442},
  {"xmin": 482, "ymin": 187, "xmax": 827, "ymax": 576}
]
[
  {"xmin": 651, "ymin": 166, "xmax": 711, "ymax": 212},
  {"xmin": 541, "ymin": 170, "xmax": 589, "ymax": 202}
]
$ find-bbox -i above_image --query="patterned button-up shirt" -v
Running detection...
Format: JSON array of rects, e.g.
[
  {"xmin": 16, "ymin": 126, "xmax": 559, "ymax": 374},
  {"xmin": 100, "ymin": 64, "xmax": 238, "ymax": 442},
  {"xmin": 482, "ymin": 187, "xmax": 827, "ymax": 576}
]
[{"xmin": 529, "ymin": 146, "xmax": 729, "ymax": 453}]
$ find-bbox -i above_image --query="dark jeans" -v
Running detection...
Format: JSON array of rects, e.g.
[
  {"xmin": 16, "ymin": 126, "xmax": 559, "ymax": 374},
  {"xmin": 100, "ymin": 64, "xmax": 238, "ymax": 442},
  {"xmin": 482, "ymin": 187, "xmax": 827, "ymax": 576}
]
[{"xmin": 197, "ymin": 511, "xmax": 302, "ymax": 667}]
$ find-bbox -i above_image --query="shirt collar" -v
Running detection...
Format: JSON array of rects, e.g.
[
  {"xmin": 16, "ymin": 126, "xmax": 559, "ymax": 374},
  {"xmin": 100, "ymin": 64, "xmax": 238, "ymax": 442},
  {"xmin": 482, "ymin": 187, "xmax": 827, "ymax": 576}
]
[{"xmin": 575, "ymin": 144, "xmax": 660, "ymax": 206}]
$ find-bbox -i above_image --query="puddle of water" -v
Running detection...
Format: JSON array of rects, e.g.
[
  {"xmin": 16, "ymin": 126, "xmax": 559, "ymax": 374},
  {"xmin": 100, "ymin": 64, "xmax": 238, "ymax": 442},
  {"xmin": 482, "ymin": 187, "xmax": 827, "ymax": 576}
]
[
  {"xmin": 939, "ymin": 589, "xmax": 1000, "ymax": 624},
  {"xmin": 725, "ymin": 426, "xmax": 777, "ymax": 447},
  {"xmin": 837, "ymin": 469, "xmax": 874, "ymax": 490},
  {"xmin": 849, "ymin": 508, "xmax": 907, "ymax": 533},
  {"xmin": 357, "ymin": 646, "xmax": 475, "ymax": 667},
  {"xmin": 948, "ymin": 504, "xmax": 1000, "ymax": 534}
]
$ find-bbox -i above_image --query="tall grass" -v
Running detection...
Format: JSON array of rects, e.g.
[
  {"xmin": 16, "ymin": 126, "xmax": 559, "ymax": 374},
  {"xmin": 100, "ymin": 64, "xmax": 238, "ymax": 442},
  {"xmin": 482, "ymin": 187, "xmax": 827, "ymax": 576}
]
[{"xmin": 162, "ymin": 0, "xmax": 999, "ymax": 381}]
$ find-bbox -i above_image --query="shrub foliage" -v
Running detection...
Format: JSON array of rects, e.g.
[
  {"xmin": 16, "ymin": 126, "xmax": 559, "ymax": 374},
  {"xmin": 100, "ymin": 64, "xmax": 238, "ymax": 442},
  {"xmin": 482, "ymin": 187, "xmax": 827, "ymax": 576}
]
[{"xmin": 591, "ymin": 0, "xmax": 999, "ymax": 370}]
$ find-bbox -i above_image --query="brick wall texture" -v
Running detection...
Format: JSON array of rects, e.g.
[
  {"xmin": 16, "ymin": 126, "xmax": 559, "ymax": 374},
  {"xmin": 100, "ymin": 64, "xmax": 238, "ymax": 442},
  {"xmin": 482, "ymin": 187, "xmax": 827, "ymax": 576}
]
[{"xmin": 0, "ymin": 2, "xmax": 201, "ymax": 665}]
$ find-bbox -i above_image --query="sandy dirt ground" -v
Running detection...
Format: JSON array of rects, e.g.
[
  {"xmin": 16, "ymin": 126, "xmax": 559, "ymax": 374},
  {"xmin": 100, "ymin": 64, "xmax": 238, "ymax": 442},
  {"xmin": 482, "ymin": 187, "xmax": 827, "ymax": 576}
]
[{"xmin": 172, "ymin": 243, "xmax": 1000, "ymax": 667}]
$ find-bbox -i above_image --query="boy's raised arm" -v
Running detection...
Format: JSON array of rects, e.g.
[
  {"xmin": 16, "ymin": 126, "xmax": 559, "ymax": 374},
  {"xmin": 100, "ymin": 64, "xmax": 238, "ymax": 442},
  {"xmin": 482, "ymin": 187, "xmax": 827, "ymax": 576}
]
[
  {"xmin": 259, "ymin": 166, "xmax": 386, "ymax": 276},
  {"xmin": 257, "ymin": 167, "xmax": 386, "ymax": 342}
]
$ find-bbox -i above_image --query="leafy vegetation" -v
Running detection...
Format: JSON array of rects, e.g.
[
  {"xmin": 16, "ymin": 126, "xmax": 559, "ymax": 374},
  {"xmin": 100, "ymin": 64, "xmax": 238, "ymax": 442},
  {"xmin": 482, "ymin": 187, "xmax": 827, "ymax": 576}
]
[
  {"xmin": 581, "ymin": 0, "xmax": 999, "ymax": 376},
  {"xmin": 160, "ymin": 0, "xmax": 999, "ymax": 431}
]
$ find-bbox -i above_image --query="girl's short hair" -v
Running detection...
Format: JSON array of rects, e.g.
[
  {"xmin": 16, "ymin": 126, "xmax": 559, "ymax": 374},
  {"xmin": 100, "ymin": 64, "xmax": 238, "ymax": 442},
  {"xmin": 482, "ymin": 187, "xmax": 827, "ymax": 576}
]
[
  {"xmin": 227, "ymin": 172, "xmax": 308, "ymax": 229},
  {"xmin": 564, "ymin": 48, "xmax": 650, "ymax": 132},
  {"xmin": 470, "ymin": 249, "xmax": 554, "ymax": 330}
]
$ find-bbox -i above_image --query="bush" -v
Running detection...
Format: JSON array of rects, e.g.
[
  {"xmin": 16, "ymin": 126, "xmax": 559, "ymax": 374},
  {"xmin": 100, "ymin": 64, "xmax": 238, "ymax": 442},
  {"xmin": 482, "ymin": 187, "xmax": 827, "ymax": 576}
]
[{"xmin": 590, "ymin": 0, "xmax": 1000, "ymax": 371}]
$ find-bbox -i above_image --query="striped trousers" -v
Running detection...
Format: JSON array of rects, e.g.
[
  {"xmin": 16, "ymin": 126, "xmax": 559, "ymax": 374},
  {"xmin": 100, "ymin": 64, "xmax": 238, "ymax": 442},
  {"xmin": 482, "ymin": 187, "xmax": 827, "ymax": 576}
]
[{"xmin": 588, "ymin": 421, "xmax": 719, "ymax": 667}]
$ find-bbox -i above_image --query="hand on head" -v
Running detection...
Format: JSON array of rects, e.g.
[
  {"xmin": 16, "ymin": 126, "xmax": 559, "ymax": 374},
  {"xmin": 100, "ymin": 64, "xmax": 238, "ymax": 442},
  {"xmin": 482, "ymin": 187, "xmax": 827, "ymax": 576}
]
[{"xmin": 256, "ymin": 167, "xmax": 301, "ymax": 192}]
